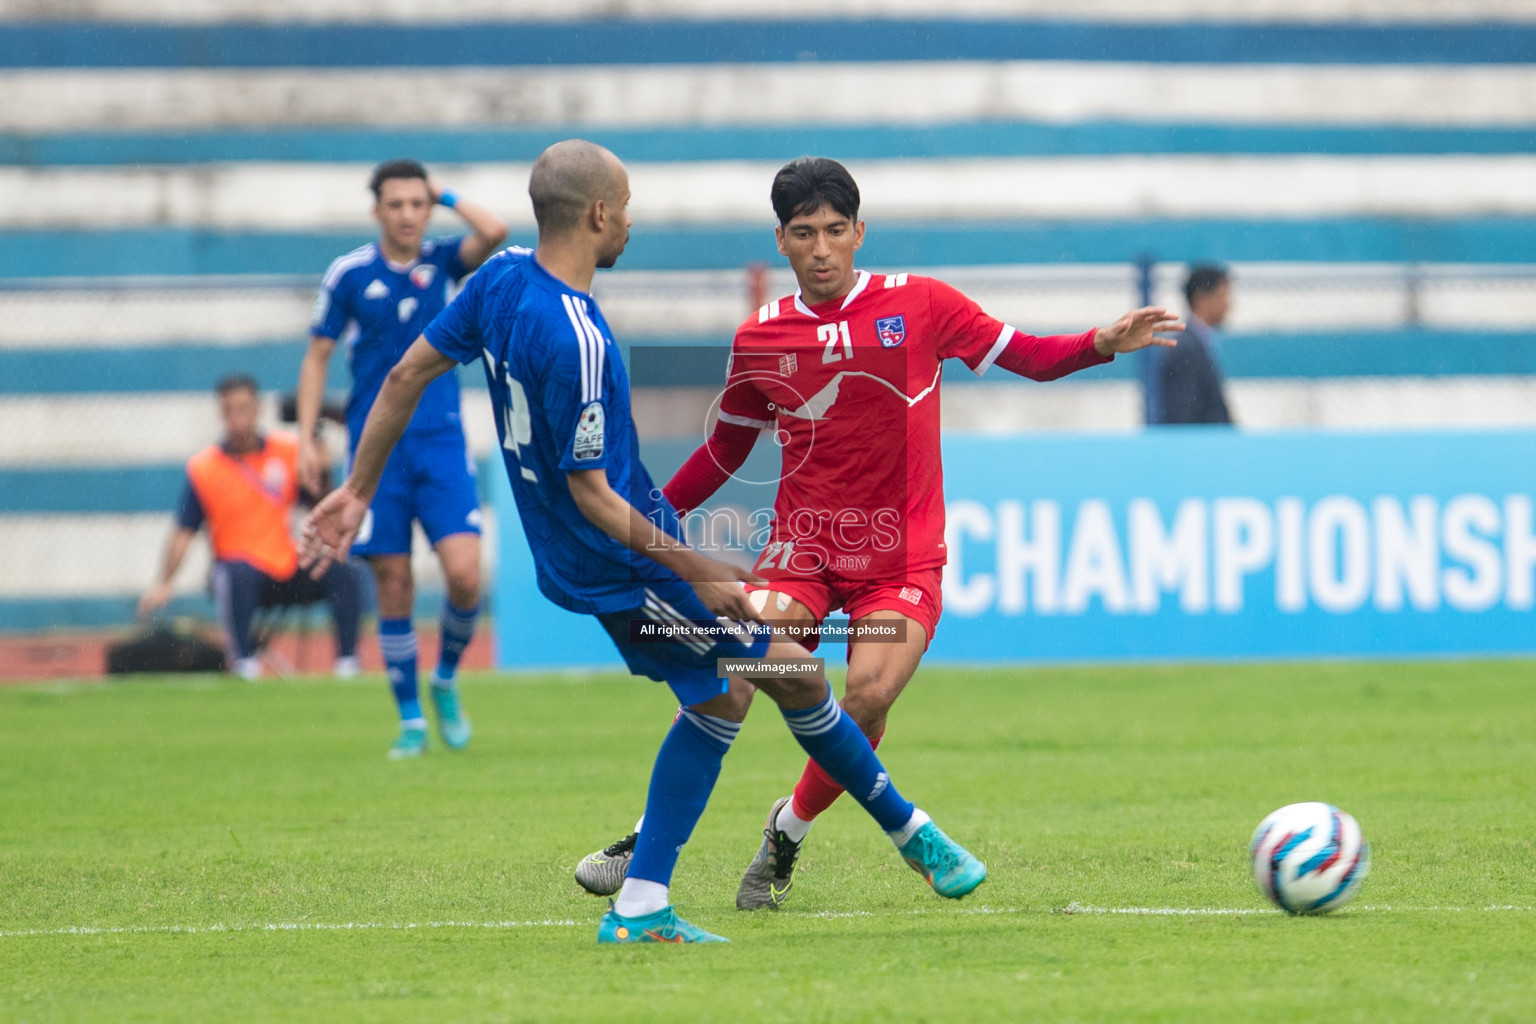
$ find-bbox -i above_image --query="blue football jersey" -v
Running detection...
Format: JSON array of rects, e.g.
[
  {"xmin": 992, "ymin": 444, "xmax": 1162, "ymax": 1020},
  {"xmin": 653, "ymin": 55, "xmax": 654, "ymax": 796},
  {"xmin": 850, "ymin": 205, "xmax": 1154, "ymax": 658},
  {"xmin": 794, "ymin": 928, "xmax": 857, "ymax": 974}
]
[
  {"xmin": 423, "ymin": 247, "xmax": 683, "ymax": 615},
  {"xmin": 311, "ymin": 237, "xmax": 469, "ymax": 441}
]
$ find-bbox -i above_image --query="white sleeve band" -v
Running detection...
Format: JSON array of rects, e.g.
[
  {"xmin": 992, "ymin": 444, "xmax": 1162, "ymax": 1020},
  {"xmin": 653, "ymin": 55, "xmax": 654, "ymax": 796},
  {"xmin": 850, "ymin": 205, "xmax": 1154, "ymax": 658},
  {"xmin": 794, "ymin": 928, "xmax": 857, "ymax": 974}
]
[
  {"xmin": 717, "ymin": 410, "xmax": 772, "ymax": 429},
  {"xmin": 973, "ymin": 324, "xmax": 1016, "ymax": 377}
]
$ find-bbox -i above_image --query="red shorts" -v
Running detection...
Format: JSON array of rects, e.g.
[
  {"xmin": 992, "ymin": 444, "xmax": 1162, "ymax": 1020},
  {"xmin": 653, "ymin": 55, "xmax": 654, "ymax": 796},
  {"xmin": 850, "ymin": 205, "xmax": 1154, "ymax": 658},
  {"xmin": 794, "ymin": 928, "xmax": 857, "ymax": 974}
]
[{"xmin": 744, "ymin": 566, "xmax": 944, "ymax": 653}]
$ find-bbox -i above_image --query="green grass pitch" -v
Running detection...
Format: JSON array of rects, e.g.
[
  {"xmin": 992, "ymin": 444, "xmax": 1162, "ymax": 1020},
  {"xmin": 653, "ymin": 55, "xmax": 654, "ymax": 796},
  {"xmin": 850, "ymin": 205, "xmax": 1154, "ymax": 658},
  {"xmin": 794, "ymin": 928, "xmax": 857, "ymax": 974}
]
[{"xmin": 2, "ymin": 660, "xmax": 1532, "ymax": 1022}]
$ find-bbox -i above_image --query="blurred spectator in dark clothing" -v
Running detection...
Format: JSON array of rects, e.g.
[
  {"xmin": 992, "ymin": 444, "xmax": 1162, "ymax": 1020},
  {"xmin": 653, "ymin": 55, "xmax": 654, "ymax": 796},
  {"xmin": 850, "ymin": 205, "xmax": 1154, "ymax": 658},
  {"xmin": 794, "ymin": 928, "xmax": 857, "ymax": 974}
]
[{"xmin": 1156, "ymin": 265, "xmax": 1234, "ymax": 425}]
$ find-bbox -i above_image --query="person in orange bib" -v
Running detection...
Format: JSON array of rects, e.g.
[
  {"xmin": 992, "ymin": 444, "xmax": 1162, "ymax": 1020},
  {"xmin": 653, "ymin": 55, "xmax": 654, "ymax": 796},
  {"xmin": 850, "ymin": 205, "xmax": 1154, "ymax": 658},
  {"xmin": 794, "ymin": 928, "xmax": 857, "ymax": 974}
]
[{"xmin": 139, "ymin": 374, "xmax": 360, "ymax": 680}]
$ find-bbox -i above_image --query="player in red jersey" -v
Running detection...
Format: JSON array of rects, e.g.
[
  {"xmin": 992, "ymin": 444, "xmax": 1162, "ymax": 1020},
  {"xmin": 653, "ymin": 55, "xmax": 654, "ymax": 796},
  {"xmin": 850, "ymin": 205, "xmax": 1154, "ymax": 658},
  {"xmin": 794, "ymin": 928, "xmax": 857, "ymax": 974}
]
[{"xmin": 574, "ymin": 157, "xmax": 1180, "ymax": 907}]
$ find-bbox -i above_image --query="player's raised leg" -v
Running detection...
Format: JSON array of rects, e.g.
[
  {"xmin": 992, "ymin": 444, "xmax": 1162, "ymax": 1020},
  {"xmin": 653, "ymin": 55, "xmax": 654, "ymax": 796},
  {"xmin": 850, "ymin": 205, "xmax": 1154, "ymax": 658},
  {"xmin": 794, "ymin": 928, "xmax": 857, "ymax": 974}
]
[
  {"xmin": 738, "ymin": 586, "xmax": 938, "ymax": 908},
  {"xmin": 601, "ymin": 626, "xmax": 982, "ymax": 944},
  {"xmin": 774, "ymin": 612, "xmax": 923, "ymax": 823},
  {"xmin": 754, "ymin": 638, "xmax": 985, "ymax": 901},
  {"xmin": 593, "ymin": 622, "xmax": 982, "ymax": 925},
  {"xmin": 578, "ymin": 590, "xmax": 810, "ymax": 900},
  {"xmin": 577, "ymin": 598, "xmax": 949, "ymax": 910}
]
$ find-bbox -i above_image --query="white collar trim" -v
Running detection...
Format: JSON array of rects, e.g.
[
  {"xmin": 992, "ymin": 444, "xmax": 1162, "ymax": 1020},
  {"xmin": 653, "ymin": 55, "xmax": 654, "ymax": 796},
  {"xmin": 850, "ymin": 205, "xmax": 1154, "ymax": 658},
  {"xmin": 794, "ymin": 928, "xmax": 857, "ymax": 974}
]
[{"xmin": 794, "ymin": 270, "xmax": 871, "ymax": 319}]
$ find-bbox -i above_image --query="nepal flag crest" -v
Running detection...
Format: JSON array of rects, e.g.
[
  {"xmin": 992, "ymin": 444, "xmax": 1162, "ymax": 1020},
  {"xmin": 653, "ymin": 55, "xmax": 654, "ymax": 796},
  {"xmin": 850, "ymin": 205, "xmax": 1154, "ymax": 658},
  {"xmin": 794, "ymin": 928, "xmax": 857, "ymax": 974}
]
[{"xmin": 876, "ymin": 315, "xmax": 906, "ymax": 348}]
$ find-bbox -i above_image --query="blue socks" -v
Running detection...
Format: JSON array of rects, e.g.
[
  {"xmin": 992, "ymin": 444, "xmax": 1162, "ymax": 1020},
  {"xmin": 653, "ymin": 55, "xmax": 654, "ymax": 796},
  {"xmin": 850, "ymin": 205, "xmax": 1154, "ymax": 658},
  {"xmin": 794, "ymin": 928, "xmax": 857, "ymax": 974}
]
[
  {"xmin": 436, "ymin": 600, "xmax": 478, "ymax": 684},
  {"xmin": 781, "ymin": 689, "xmax": 915, "ymax": 833},
  {"xmin": 378, "ymin": 617, "xmax": 421, "ymax": 724},
  {"xmin": 628, "ymin": 709, "xmax": 741, "ymax": 886},
  {"xmin": 380, "ymin": 603, "xmax": 475, "ymax": 724},
  {"xmin": 624, "ymin": 690, "xmax": 914, "ymax": 890}
]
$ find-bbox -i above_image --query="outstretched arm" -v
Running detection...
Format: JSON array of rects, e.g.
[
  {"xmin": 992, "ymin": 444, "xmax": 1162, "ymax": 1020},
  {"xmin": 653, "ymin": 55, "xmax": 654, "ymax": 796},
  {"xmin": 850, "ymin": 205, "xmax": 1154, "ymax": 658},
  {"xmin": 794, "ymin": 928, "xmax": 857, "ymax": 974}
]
[
  {"xmin": 982, "ymin": 308, "xmax": 1183, "ymax": 382},
  {"xmin": 430, "ymin": 176, "xmax": 508, "ymax": 272},
  {"xmin": 982, "ymin": 326, "xmax": 1105, "ymax": 381},
  {"xmin": 299, "ymin": 336, "xmax": 456, "ymax": 575},
  {"xmin": 935, "ymin": 270, "xmax": 1182, "ymax": 382},
  {"xmin": 568, "ymin": 468, "xmax": 766, "ymax": 623}
]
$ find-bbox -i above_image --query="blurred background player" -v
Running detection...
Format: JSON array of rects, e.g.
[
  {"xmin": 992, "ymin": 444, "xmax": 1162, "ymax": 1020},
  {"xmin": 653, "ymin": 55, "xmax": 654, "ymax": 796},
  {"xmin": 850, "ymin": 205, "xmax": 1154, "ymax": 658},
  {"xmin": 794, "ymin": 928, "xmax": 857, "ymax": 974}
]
[
  {"xmin": 297, "ymin": 159, "xmax": 508, "ymax": 759},
  {"xmin": 138, "ymin": 374, "xmax": 361, "ymax": 681},
  {"xmin": 300, "ymin": 139, "xmax": 987, "ymax": 944},
  {"xmin": 574, "ymin": 156, "xmax": 1180, "ymax": 907},
  {"xmin": 1155, "ymin": 264, "xmax": 1236, "ymax": 425}
]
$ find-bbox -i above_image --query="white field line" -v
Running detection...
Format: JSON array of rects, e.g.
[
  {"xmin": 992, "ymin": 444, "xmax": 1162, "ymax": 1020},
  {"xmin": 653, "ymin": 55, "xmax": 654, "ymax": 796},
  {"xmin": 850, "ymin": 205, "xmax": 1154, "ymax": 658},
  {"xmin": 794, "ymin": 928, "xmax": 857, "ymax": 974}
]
[
  {"xmin": 815, "ymin": 902, "xmax": 1536, "ymax": 920},
  {"xmin": 1060, "ymin": 902, "xmax": 1536, "ymax": 916},
  {"xmin": 5, "ymin": 903, "xmax": 1533, "ymax": 938},
  {"xmin": 0, "ymin": 919, "xmax": 581, "ymax": 939}
]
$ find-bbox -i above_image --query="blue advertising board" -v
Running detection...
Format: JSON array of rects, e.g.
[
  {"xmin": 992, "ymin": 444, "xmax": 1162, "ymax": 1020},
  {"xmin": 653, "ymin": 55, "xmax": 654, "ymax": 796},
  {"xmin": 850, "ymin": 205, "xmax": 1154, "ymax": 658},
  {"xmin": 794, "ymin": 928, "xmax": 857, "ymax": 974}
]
[
  {"xmin": 494, "ymin": 429, "xmax": 1536, "ymax": 667},
  {"xmin": 930, "ymin": 429, "xmax": 1535, "ymax": 662}
]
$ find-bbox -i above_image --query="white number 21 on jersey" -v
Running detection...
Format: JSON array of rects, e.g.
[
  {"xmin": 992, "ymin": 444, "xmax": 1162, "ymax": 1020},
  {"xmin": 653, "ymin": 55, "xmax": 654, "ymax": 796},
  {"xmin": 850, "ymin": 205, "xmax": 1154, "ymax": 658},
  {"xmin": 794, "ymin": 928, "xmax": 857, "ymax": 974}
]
[{"xmin": 819, "ymin": 320, "xmax": 853, "ymax": 364}]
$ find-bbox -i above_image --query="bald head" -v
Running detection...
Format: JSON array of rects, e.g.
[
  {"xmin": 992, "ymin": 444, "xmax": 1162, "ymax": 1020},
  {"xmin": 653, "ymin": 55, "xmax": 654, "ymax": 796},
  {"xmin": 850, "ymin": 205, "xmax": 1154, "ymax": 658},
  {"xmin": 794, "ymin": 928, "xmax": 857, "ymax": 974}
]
[{"xmin": 529, "ymin": 140, "xmax": 625, "ymax": 235}]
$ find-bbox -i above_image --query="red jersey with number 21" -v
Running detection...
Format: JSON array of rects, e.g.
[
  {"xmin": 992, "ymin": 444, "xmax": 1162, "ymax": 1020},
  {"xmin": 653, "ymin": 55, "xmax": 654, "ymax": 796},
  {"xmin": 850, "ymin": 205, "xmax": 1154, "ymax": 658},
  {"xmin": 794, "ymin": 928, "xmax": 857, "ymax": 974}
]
[{"xmin": 717, "ymin": 270, "xmax": 1106, "ymax": 581}]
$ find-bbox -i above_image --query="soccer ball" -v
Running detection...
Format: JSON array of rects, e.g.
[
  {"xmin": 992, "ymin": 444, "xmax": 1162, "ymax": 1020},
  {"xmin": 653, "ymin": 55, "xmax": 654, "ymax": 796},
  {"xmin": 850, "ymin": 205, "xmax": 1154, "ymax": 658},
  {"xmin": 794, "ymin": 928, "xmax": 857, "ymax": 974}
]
[{"xmin": 1249, "ymin": 802, "xmax": 1370, "ymax": 915}]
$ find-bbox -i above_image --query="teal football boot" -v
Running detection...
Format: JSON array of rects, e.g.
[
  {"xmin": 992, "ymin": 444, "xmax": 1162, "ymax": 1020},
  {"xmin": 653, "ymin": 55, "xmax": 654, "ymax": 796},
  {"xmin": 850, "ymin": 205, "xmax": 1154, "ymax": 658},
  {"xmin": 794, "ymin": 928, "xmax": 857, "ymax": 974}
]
[
  {"xmin": 597, "ymin": 903, "xmax": 729, "ymax": 944},
  {"xmin": 428, "ymin": 679, "xmax": 472, "ymax": 750},
  {"xmin": 898, "ymin": 820, "xmax": 987, "ymax": 898},
  {"xmin": 387, "ymin": 723, "xmax": 428, "ymax": 760}
]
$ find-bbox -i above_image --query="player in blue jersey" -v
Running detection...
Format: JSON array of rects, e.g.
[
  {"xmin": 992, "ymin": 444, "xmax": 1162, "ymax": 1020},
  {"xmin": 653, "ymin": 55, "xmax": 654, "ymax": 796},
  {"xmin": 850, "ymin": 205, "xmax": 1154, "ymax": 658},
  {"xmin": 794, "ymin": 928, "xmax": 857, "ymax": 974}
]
[
  {"xmin": 297, "ymin": 159, "xmax": 508, "ymax": 759},
  {"xmin": 299, "ymin": 140, "xmax": 986, "ymax": 944}
]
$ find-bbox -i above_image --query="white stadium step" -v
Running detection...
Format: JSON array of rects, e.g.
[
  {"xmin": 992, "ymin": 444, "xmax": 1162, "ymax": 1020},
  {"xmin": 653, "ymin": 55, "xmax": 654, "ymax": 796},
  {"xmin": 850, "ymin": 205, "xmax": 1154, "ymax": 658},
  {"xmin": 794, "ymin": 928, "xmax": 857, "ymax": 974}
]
[
  {"xmin": 7, "ymin": 156, "xmax": 1536, "ymax": 230},
  {"xmin": 4, "ymin": 265, "xmax": 1534, "ymax": 348},
  {"xmin": 0, "ymin": 282, "xmax": 316, "ymax": 347},
  {"xmin": 7, "ymin": 63, "xmax": 1536, "ymax": 133},
  {"xmin": 0, "ymin": 391, "xmax": 500, "ymax": 465},
  {"xmin": 0, "ymin": 513, "xmax": 215, "ymax": 597},
  {"xmin": 7, "ymin": 0, "xmax": 1533, "ymax": 22},
  {"xmin": 1226, "ymin": 376, "xmax": 1536, "ymax": 429}
]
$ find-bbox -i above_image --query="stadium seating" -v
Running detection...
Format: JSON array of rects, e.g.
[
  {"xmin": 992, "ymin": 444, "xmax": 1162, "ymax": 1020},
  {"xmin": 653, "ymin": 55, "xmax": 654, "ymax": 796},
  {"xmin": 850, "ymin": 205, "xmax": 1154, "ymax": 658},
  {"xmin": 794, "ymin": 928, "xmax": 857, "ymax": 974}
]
[{"xmin": 3, "ymin": 0, "xmax": 1535, "ymax": 630}]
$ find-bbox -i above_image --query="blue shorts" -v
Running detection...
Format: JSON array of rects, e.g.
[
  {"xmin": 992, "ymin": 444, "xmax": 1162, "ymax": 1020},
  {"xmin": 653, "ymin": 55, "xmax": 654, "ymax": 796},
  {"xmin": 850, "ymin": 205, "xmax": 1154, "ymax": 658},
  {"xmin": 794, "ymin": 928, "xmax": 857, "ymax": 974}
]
[
  {"xmin": 352, "ymin": 429, "xmax": 481, "ymax": 558},
  {"xmin": 596, "ymin": 577, "xmax": 772, "ymax": 707}
]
